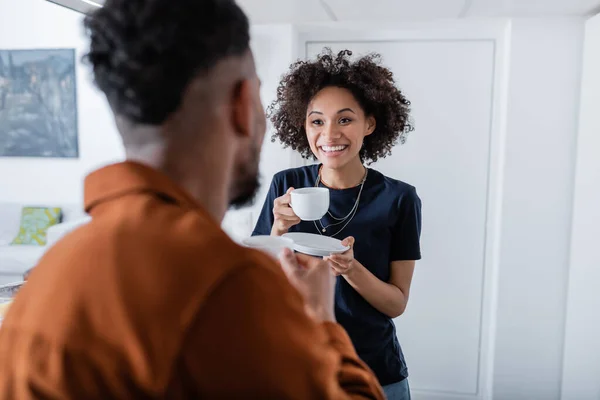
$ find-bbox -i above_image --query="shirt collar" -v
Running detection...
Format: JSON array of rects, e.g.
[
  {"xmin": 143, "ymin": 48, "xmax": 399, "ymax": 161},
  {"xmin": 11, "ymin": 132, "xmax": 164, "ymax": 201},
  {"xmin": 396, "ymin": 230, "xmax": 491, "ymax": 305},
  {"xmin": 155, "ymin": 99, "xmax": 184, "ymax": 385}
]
[{"xmin": 84, "ymin": 161, "xmax": 200, "ymax": 214}]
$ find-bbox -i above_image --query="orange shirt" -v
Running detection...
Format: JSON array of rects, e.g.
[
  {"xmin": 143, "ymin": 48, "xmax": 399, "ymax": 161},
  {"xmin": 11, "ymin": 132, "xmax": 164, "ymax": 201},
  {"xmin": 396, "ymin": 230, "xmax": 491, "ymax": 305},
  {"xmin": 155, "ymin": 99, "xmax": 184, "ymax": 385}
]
[{"xmin": 0, "ymin": 162, "xmax": 384, "ymax": 399}]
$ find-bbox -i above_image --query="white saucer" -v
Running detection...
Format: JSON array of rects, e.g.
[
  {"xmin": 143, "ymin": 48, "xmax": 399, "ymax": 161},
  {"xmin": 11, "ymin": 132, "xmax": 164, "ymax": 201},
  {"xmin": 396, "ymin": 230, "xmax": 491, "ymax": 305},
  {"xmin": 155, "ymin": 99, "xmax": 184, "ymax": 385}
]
[
  {"xmin": 283, "ymin": 232, "xmax": 350, "ymax": 257},
  {"xmin": 241, "ymin": 236, "xmax": 294, "ymax": 258}
]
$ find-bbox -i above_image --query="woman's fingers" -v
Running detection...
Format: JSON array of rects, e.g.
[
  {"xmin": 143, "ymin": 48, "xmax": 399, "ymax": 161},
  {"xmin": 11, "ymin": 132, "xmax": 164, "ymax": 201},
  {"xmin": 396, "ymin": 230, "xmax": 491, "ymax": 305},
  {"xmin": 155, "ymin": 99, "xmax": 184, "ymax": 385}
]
[
  {"xmin": 341, "ymin": 236, "xmax": 355, "ymax": 248},
  {"xmin": 274, "ymin": 213, "xmax": 301, "ymax": 225},
  {"xmin": 274, "ymin": 187, "xmax": 294, "ymax": 207},
  {"xmin": 329, "ymin": 254, "xmax": 351, "ymax": 264},
  {"xmin": 274, "ymin": 206, "xmax": 297, "ymax": 218},
  {"xmin": 327, "ymin": 257, "xmax": 350, "ymax": 274},
  {"xmin": 274, "ymin": 194, "xmax": 291, "ymax": 207},
  {"xmin": 272, "ymin": 187, "xmax": 302, "ymax": 230},
  {"xmin": 274, "ymin": 188, "xmax": 300, "ymax": 223}
]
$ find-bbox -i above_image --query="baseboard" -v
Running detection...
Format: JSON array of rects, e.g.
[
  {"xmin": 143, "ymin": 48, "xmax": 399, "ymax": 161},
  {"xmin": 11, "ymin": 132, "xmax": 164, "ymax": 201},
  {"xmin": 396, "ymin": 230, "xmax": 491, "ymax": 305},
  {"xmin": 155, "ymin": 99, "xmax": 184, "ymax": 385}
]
[{"xmin": 412, "ymin": 389, "xmax": 480, "ymax": 400}]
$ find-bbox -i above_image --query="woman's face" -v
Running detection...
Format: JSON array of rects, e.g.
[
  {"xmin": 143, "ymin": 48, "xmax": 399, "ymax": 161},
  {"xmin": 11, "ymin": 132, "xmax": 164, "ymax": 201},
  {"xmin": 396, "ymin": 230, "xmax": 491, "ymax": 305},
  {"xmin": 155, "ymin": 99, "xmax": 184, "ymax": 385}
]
[{"xmin": 305, "ymin": 86, "xmax": 375, "ymax": 170}]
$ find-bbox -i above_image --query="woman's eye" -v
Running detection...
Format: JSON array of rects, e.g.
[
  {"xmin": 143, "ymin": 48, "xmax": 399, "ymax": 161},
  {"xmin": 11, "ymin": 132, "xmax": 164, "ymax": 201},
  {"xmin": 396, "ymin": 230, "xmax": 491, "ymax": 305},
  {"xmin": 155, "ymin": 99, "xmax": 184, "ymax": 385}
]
[
  {"xmin": 339, "ymin": 118, "xmax": 352, "ymax": 124},
  {"xmin": 311, "ymin": 119, "xmax": 323, "ymax": 126}
]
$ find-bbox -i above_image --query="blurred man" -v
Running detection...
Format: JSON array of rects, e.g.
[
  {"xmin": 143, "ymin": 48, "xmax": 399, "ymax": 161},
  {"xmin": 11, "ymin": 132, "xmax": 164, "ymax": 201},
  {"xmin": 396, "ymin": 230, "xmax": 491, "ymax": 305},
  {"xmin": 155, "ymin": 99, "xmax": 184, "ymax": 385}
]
[{"xmin": 0, "ymin": 0, "xmax": 384, "ymax": 398}]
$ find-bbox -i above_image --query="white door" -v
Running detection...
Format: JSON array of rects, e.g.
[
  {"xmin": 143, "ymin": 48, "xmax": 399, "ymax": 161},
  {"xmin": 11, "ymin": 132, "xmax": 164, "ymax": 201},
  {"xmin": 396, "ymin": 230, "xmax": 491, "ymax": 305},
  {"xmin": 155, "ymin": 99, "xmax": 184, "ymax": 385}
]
[{"xmin": 303, "ymin": 23, "xmax": 507, "ymax": 400}]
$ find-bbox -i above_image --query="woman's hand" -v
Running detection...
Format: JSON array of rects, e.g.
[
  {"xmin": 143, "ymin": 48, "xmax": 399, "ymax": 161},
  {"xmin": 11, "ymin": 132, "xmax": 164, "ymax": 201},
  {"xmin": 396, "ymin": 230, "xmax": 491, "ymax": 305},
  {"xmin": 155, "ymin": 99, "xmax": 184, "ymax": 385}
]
[
  {"xmin": 326, "ymin": 236, "xmax": 415, "ymax": 318},
  {"xmin": 271, "ymin": 187, "xmax": 301, "ymax": 236},
  {"xmin": 325, "ymin": 237, "xmax": 357, "ymax": 277}
]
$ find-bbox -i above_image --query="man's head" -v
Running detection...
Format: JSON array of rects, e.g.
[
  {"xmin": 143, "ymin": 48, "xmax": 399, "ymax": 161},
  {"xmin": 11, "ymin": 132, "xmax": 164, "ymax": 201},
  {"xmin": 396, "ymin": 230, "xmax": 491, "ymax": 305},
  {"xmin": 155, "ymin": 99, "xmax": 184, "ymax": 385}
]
[{"xmin": 84, "ymin": 0, "xmax": 265, "ymax": 212}]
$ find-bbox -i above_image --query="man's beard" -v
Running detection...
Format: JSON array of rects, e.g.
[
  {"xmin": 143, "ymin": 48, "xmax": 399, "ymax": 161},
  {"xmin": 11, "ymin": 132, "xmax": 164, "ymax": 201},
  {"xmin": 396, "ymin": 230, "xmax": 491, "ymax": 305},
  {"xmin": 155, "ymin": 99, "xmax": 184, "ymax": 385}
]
[{"xmin": 228, "ymin": 141, "xmax": 261, "ymax": 209}]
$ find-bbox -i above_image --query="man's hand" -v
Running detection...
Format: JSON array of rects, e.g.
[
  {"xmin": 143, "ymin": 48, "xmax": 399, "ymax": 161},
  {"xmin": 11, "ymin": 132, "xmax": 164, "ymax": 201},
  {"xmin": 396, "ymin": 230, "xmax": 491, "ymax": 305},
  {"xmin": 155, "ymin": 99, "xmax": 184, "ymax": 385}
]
[{"xmin": 279, "ymin": 248, "xmax": 336, "ymax": 323}]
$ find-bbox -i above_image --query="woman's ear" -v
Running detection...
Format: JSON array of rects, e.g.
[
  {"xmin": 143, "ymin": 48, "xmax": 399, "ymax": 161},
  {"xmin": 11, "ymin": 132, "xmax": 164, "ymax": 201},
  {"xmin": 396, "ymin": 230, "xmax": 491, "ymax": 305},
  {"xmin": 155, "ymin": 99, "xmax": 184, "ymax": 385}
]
[{"xmin": 365, "ymin": 116, "xmax": 376, "ymax": 136}]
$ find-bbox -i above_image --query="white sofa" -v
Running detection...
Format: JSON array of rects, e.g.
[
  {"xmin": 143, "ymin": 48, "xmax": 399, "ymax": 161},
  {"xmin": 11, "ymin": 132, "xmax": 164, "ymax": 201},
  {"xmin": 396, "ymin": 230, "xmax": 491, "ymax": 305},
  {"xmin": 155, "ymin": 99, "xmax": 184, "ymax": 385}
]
[{"xmin": 0, "ymin": 203, "xmax": 88, "ymax": 285}]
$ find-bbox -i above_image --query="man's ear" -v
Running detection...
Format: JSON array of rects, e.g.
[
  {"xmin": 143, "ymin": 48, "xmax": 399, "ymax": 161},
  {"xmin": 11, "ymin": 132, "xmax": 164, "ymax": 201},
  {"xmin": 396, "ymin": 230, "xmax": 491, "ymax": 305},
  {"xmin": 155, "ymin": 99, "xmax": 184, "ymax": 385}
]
[
  {"xmin": 231, "ymin": 79, "xmax": 253, "ymax": 138},
  {"xmin": 365, "ymin": 116, "xmax": 376, "ymax": 136}
]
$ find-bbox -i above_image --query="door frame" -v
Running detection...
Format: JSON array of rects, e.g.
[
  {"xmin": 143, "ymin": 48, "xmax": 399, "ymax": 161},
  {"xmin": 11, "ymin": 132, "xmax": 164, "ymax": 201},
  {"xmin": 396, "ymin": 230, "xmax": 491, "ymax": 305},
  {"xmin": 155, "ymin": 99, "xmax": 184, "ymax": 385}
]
[
  {"xmin": 560, "ymin": 13, "xmax": 600, "ymax": 400},
  {"xmin": 294, "ymin": 20, "xmax": 512, "ymax": 400}
]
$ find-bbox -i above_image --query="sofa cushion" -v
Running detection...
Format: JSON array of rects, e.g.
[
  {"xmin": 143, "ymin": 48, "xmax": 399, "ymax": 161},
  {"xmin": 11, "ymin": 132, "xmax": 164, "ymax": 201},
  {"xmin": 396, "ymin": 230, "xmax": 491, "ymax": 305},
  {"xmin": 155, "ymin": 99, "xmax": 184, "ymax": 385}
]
[{"xmin": 11, "ymin": 207, "xmax": 62, "ymax": 246}]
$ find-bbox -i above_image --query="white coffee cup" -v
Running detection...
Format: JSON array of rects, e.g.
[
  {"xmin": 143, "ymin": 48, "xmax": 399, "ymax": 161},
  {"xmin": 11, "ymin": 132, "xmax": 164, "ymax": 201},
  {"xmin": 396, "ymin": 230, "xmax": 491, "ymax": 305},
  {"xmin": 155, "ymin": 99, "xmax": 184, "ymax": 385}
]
[
  {"xmin": 290, "ymin": 187, "xmax": 330, "ymax": 221},
  {"xmin": 242, "ymin": 235, "xmax": 295, "ymax": 259}
]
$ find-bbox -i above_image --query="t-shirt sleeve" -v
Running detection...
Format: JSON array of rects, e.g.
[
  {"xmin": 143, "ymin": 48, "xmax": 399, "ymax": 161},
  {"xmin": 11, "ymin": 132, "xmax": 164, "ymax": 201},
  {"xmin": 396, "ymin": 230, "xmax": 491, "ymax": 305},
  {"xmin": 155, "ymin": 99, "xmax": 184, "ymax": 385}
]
[
  {"xmin": 251, "ymin": 175, "xmax": 281, "ymax": 236},
  {"xmin": 390, "ymin": 186, "xmax": 422, "ymax": 261}
]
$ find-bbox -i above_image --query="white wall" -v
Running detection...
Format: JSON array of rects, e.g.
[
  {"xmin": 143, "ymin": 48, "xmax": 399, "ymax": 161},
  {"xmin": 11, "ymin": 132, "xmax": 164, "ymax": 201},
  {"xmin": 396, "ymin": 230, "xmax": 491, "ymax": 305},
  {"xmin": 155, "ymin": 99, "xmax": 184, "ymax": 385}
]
[
  {"xmin": 251, "ymin": 24, "xmax": 300, "ymax": 189},
  {"xmin": 561, "ymin": 13, "xmax": 600, "ymax": 400},
  {"xmin": 493, "ymin": 18, "xmax": 583, "ymax": 400},
  {"xmin": 0, "ymin": 0, "xmax": 124, "ymax": 206}
]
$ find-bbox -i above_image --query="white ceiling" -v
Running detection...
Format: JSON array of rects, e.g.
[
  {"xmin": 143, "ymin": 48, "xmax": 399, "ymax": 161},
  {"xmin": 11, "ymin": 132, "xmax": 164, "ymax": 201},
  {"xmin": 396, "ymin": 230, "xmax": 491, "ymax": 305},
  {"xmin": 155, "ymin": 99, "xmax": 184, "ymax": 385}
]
[
  {"xmin": 466, "ymin": 0, "xmax": 600, "ymax": 17},
  {"xmin": 237, "ymin": 0, "xmax": 600, "ymax": 23},
  {"xmin": 46, "ymin": 0, "xmax": 600, "ymax": 21}
]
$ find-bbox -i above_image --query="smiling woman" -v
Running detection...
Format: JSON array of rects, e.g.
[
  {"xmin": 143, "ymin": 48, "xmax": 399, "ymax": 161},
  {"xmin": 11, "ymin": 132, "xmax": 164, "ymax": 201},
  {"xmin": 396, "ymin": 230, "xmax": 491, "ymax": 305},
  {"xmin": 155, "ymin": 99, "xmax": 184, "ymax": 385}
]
[
  {"xmin": 253, "ymin": 48, "xmax": 422, "ymax": 399},
  {"xmin": 268, "ymin": 48, "xmax": 413, "ymax": 166},
  {"xmin": 306, "ymin": 87, "xmax": 377, "ymax": 172}
]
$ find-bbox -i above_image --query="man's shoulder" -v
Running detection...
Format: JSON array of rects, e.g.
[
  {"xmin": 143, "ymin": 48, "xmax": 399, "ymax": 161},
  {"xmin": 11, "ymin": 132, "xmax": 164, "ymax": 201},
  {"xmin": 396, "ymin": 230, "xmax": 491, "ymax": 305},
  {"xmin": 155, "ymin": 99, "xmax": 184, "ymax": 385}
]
[
  {"xmin": 66, "ymin": 201, "xmax": 284, "ymax": 299},
  {"xmin": 3, "ymin": 204, "xmax": 283, "ymax": 357},
  {"xmin": 48, "ymin": 202, "xmax": 228, "ymax": 265},
  {"xmin": 19, "ymin": 199, "xmax": 253, "ymax": 326}
]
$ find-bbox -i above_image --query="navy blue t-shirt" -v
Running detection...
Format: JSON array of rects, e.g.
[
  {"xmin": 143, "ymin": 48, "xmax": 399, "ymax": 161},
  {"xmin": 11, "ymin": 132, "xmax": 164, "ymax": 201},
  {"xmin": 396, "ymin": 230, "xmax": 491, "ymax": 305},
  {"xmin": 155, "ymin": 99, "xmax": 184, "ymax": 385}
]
[{"xmin": 252, "ymin": 164, "xmax": 422, "ymax": 386}]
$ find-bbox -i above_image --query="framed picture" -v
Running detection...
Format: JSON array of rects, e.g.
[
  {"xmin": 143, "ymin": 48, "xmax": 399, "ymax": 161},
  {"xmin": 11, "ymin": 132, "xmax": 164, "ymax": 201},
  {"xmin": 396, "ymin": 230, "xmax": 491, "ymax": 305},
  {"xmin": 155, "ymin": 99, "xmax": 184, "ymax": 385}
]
[{"xmin": 0, "ymin": 48, "xmax": 78, "ymax": 158}]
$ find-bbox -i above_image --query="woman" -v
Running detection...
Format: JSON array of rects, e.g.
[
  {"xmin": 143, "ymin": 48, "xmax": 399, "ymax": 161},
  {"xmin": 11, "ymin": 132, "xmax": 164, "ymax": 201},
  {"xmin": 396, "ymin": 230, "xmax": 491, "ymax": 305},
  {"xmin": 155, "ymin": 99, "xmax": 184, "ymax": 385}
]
[{"xmin": 253, "ymin": 49, "xmax": 421, "ymax": 399}]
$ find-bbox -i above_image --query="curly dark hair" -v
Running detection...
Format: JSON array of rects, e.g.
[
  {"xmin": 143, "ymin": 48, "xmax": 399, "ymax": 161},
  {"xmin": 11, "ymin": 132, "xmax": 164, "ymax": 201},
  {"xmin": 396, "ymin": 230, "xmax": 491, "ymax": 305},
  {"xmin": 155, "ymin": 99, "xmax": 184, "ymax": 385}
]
[
  {"xmin": 268, "ymin": 49, "xmax": 414, "ymax": 164},
  {"xmin": 83, "ymin": 0, "xmax": 249, "ymax": 125}
]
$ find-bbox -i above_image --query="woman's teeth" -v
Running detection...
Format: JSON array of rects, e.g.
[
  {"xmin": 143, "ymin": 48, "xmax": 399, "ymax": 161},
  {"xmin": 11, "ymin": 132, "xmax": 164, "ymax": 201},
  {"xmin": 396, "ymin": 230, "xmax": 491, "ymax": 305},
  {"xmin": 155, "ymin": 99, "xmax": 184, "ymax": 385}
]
[{"xmin": 320, "ymin": 145, "xmax": 348, "ymax": 153}]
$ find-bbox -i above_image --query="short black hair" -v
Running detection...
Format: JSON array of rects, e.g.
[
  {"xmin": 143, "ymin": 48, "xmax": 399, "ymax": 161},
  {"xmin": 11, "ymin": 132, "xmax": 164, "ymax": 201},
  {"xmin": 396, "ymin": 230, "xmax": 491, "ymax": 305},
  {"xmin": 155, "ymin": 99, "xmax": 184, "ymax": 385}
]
[
  {"xmin": 83, "ymin": 0, "xmax": 250, "ymax": 125},
  {"xmin": 268, "ymin": 49, "xmax": 414, "ymax": 164}
]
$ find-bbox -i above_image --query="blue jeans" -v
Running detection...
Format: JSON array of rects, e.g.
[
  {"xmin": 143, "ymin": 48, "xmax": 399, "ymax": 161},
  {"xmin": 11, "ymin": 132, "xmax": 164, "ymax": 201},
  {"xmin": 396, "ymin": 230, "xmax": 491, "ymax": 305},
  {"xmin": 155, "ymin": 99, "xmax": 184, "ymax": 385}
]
[{"xmin": 383, "ymin": 378, "xmax": 411, "ymax": 400}]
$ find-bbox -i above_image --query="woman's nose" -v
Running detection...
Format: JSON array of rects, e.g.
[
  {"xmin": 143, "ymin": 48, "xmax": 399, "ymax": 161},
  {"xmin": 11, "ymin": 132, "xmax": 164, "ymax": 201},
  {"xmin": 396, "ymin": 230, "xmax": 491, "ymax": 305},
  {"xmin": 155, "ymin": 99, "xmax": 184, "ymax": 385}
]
[{"xmin": 322, "ymin": 123, "xmax": 342, "ymax": 139}]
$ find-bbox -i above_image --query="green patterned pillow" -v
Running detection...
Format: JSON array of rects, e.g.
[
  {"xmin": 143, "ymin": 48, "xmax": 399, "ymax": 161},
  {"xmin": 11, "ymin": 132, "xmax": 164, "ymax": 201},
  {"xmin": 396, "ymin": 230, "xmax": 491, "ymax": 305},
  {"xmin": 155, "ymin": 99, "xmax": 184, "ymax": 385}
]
[{"xmin": 11, "ymin": 207, "xmax": 63, "ymax": 246}]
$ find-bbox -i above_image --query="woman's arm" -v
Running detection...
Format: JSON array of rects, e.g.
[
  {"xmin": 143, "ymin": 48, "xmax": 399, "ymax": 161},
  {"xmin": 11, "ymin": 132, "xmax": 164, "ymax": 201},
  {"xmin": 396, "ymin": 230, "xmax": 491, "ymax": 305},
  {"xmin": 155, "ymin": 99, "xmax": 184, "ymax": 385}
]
[
  {"xmin": 326, "ymin": 238, "xmax": 416, "ymax": 319},
  {"xmin": 329, "ymin": 187, "xmax": 422, "ymax": 318},
  {"xmin": 343, "ymin": 260, "xmax": 415, "ymax": 318}
]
